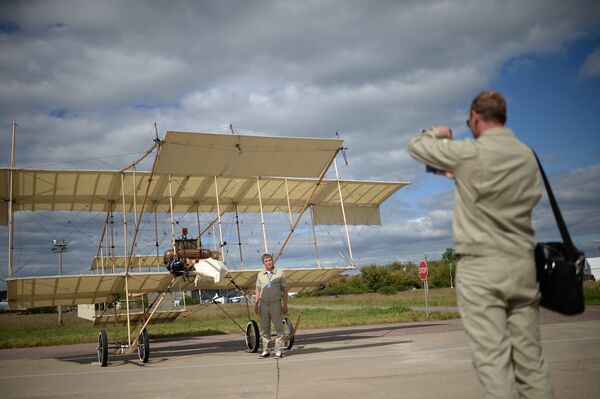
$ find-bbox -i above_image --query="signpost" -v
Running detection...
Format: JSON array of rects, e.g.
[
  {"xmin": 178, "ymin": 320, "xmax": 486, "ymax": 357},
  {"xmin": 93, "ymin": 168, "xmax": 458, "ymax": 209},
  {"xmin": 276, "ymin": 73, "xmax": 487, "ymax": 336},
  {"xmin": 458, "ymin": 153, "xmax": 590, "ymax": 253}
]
[
  {"xmin": 418, "ymin": 261, "xmax": 428, "ymax": 280},
  {"xmin": 419, "ymin": 259, "xmax": 429, "ymax": 317}
]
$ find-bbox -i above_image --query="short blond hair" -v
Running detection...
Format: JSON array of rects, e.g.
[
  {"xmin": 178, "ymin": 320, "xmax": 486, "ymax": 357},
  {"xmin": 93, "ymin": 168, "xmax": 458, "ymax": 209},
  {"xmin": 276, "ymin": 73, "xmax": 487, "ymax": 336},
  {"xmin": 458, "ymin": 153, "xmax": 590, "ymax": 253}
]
[{"xmin": 470, "ymin": 91, "xmax": 507, "ymax": 124}]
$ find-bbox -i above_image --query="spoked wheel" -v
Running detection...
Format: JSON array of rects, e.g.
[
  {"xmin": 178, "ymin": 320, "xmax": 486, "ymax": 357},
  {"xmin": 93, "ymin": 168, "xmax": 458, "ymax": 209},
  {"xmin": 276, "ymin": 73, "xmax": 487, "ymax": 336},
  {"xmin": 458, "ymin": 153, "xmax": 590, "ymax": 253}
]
[
  {"xmin": 283, "ymin": 317, "xmax": 295, "ymax": 350},
  {"xmin": 137, "ymin": 329, "xmax": 150, "ymax": 363},
  {"xmin": 97, "ymin": 330, "xmax": 108, "ymax": 367},
  {"xmin": 245, "ymin": 319, "xmax": 260, "ymax": 353}
]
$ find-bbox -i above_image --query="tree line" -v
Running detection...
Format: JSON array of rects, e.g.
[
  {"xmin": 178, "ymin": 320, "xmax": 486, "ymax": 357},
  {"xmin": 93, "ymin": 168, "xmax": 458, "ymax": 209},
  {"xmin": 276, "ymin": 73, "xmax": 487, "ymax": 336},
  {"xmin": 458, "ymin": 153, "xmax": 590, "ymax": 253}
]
[{"xmin": 310, "ymin": 248, "xmax": 457, "ymax": 296}]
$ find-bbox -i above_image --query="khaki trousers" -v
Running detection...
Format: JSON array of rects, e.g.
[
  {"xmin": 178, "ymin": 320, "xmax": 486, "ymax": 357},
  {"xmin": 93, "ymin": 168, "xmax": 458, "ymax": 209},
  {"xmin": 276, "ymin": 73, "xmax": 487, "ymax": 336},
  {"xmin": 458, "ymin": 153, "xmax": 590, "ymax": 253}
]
[
  {"xmin": 456, "ymin": 253, "xmax": 553, "ymax": 399},
  {"xmin": 259, "ymin": 301, "xmax": 284, "ymax": 352}
]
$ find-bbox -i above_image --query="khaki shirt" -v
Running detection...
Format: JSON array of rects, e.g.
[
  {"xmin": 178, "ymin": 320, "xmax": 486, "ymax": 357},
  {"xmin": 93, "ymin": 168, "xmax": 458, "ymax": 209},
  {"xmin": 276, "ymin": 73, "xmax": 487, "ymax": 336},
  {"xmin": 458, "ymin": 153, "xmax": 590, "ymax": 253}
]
[
  {"xmin": 408, "ymin": 127, "xmax": 541, "ymax": 256},
  {"xmin": 256, "ymin": 268, "xmax": 287, "ymax": 304}
]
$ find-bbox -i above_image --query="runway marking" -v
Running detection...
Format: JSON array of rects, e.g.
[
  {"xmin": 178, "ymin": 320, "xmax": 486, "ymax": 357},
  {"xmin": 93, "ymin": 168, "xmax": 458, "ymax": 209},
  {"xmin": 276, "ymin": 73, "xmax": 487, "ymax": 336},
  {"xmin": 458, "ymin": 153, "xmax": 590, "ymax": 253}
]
[{"xmin": 1, "ymin": 335, "xmax": 598, "ymax": 381}]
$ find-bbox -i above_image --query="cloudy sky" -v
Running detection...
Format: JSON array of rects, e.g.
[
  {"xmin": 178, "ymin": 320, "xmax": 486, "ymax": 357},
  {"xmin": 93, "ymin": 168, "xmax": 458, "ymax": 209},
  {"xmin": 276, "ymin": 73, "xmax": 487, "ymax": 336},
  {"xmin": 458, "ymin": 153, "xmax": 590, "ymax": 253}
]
[{"xmin": 1, "ymin": 1, "xmax": 600, "ymax": 286}]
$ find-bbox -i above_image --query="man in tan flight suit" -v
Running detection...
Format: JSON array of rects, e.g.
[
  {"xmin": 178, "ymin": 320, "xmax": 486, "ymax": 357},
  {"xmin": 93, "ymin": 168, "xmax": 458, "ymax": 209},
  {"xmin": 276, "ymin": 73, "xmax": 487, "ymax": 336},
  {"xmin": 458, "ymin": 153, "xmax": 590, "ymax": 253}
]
[
  {"xmin": 255, "ymin": 253, "xmax": 288, "ymax": 359},
  {"xmin": 408, "ymin": 91, "xmax": 553, "ymax": 398}
]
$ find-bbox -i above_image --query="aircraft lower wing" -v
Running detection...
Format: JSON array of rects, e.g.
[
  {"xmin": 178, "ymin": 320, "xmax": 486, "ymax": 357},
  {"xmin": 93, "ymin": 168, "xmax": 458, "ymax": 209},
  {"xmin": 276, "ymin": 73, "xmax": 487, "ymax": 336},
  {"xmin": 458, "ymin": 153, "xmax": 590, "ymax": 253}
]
[{"xmin": 6, "ymin": 267, "xmax": 348, "ymax": 309}]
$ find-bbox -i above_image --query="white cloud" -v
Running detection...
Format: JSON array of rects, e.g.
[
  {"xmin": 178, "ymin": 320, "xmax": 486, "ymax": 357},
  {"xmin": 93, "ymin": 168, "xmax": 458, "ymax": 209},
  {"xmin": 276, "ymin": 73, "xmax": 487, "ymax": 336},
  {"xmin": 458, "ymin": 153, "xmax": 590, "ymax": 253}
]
[{"xmin": 579, "ymin": 47, "xmax": 600, "ymax": 80}]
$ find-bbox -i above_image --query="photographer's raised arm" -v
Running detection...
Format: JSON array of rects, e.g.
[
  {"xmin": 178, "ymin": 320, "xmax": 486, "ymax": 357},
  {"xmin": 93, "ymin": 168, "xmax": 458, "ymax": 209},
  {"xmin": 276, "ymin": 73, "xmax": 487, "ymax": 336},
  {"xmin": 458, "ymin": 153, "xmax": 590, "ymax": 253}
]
[{"xmin": 407, "ymin": 127, "xmax": 473, "ymax": 175}]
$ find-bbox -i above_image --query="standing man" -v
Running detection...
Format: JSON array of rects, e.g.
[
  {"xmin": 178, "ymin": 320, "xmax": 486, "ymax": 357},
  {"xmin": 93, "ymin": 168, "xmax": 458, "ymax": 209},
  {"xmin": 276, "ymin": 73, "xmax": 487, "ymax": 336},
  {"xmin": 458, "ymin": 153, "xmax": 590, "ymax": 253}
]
[
  {"xmin": 255, "ymin": 253, "xmax": 288, "ymax": 359},
  {"xmin": 408, "ymin": 91, "xmax": 553, "ymax": 398}
]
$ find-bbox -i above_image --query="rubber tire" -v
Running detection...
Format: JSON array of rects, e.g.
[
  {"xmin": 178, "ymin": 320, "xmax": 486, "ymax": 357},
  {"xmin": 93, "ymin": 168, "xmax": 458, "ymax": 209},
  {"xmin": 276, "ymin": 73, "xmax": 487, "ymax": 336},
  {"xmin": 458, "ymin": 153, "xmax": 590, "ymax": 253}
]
[
  {"xmin": 137, "ymin": 329, "xmax": 150, "ymax": 363},
  {"xmin": 97, "ymin": 330, "xmax": 108, "ymax": 367},
  {"xmin": 245, "ymin": 320, "xmax": 260, "ymax": 353},
  {"xmin": 283, "ymin": 317, "xmax": 295, "ymax": 350}
]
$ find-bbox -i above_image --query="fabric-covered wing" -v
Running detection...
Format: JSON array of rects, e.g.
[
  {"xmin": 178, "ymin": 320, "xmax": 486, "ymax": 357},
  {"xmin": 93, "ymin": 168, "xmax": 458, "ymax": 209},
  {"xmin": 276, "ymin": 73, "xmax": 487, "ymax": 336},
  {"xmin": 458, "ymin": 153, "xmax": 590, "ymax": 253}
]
[
  {"xmin": 0, "ymin": 168, "xmax": 408, "ymax": 226},
  {"xmin": 7, "ymin": 267, "xmax": 347, "ymax": 308},
  {"xmin": 156, "ymin": 131, "xmax": 341, "ymax": 178}
]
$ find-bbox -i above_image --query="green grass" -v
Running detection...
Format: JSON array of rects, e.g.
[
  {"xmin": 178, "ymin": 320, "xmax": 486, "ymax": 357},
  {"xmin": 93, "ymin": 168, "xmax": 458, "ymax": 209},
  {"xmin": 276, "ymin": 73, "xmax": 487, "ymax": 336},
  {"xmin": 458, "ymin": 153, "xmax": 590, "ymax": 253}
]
[
  {"xmin": 584, "ymin": 281, "xmax": 600, "ymax": 305},
  {"xmin": 0, "ymin": 289, "xmax": 459, "ymax": 349},
  {"xmin": 2, "ymin": 283, "xmax": 597, "ymax": 349},
  {"xmin": 295, "ymin": 287, "xmax": 458, "ymax": 307}
]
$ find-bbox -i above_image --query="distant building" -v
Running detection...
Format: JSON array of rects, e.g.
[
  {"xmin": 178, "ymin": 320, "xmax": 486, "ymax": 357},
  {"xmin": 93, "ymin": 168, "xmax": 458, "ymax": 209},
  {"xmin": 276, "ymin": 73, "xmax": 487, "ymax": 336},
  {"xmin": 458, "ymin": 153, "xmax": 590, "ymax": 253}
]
[{"xmin": 587, "ymin": 257, "xmax": 600, "ymax": 280}]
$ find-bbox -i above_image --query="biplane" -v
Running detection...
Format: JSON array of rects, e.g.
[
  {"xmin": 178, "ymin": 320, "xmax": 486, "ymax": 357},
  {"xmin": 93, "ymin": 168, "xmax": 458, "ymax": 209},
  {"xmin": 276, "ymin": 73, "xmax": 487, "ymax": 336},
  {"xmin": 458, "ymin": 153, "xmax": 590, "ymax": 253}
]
[{"xmin": 1, "ymin": 128, "xmax": 409, "ymax": 366}]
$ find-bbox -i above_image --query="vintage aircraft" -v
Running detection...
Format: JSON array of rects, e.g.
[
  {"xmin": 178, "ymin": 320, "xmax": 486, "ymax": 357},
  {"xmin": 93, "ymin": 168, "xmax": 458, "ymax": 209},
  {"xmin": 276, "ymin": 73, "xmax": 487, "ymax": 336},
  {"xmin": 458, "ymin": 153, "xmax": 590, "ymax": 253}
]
[{"xmin": 1, "ymin": 128, "xmax": 409, "ymax": 366}]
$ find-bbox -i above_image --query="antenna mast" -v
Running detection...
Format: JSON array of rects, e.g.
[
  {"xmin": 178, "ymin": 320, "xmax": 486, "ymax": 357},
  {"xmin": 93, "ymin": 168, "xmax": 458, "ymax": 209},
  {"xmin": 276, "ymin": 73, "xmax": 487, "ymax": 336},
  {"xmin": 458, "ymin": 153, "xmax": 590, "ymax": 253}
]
[{"xmin": 7, "ymin": 121, "xmax": 17, "ymax": 278}]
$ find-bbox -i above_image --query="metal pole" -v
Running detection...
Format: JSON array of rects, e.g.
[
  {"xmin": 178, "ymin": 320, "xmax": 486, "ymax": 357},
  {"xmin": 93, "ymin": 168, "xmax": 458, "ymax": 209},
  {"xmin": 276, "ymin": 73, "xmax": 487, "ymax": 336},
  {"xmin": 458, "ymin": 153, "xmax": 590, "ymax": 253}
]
[
  {"xmin": 120, "ymin": 175, "xmax": 132, "ymax": 346},
  {"xmin": 425, "ymin": 279, "xmax": 429, "ymax": 317},
  {"xmin": 424, "ymin": 254, "xmax": 429, "ymax": 317},
  {"xmin": 234, "ymin": 203, "xmax": 244, "ymax": 269},
  {"xmin": 310, "ymin": 205, "xmax": 321, "ymax": 269},
  {"xmin": 110, "ymin": 203, "xmax": 115, "ymax": 273},
  {"xmin": 52, "ymin": 239, "xmax": 67, "ymax": 326},
  {"xmin": 333, "ymin": 159, "xmax": 354, "ymax": 267},
  {"xmin": 99, "ymin": 239, "xmax": 104, "ymax": 274},
  {"xmin": 58, "ymin": 250, "xmax": 63, "ymax": 326},
  {"xmin": 450, "ymin": 262, "xmax": 454, "ymax": 289},
  {"xmin": 256, "ymin": 177, "xmax": 268, "ymax": 254},
  {"xmin": 212, "ymin": 224, "xmax": 217, "ymax": 252},
  {"xmin": 103, "ymin": 222, "xmax": 108, "ymax": 274},
  {"xmin": 120, "ymin": 174, "xmax": 128, "ymax": 270},
  {"xmin": 168, "ymin": 174, "xmax": 177, "ymax": 253},
  {"xmin": 132, "ymin": 170, "xmax": 139, "ymax": 271},
  {"xmin": 284, "ymin": 178, "xmax": 293, "ymax": 230},
  {"xmin": 96, "ymin": 212, "xmax": 110, "ymax": 274},
  {"xmin": 214, "ymin": 176, "xmax": 226, "ymax": 263},
  {"xmin": 7, "ymin": 121, "xmax": 16, "ymax": 278},
  {"xmin": 154, "ymin": 202, "xmax": 160, "ymax": 272},
  {"xmin": 196, "ymin": 203, "xmax": 202, "ymax": 248}
]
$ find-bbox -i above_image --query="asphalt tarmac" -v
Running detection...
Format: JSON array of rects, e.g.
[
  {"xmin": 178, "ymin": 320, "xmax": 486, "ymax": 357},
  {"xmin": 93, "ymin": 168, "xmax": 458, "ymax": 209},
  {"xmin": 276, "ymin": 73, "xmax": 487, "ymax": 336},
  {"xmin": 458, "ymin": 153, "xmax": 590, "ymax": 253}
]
[{"xmin": 0, "ymin": 307, "xmax": 598, "ymax": 399}]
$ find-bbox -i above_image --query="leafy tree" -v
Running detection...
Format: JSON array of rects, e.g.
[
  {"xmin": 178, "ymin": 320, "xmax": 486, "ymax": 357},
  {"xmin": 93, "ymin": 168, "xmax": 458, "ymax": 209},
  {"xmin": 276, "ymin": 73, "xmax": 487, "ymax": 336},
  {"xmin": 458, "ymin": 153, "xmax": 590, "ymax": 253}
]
[{"xmin": 442, "ymin": 248, "xmax": 457, "ymax": 264}]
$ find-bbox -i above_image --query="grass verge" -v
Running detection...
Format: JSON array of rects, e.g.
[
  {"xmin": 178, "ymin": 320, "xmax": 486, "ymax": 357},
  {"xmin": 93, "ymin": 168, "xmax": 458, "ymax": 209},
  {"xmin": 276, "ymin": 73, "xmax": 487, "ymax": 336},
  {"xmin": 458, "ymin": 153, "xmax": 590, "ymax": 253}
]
[
  {"xmin": 0, "ymin": 291, "xmax": 458, "ymax": 349},
  {"xmin": 2, "ymin": 283, "xmax": 598, "ymax": 349}
]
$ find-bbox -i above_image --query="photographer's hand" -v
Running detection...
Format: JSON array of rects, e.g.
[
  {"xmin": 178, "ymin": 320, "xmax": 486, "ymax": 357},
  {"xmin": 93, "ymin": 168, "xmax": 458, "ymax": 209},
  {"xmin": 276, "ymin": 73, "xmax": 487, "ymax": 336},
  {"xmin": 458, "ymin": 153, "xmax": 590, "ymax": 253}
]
[
  {"xmin": 435, "ymin": 170, "xmax": 455, "ymax": 179},
  {"xmin": 432, "ymin": 125, "xmax": 453, "ymax": 139}
]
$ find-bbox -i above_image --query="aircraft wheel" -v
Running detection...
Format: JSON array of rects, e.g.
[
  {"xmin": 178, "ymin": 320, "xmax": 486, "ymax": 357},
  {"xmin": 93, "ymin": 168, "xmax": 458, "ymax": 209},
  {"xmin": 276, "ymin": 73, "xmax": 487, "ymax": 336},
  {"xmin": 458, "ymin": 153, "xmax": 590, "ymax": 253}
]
[
  {"xmin": 137, "ymin": 329, "xmax": 150, "ymax": 363},
  {"xmin": 97, "ymin": 330, "xmax": 108, "ymax": 367},
  {"xmin": 283, "ymin": 317, "xmax": 295, "ymax": 350},
  {"xmin": 245, "ymin": 320, "xmax": 260, "ymax": 353}
]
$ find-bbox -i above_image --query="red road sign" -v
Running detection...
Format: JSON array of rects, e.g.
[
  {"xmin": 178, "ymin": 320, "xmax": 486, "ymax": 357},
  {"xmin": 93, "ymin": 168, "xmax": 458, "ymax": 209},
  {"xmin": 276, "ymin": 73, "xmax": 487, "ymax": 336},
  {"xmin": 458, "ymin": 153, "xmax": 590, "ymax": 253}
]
[{"xmin": 418, "ymin": 261, "xmax": 428, "ymax": 280}]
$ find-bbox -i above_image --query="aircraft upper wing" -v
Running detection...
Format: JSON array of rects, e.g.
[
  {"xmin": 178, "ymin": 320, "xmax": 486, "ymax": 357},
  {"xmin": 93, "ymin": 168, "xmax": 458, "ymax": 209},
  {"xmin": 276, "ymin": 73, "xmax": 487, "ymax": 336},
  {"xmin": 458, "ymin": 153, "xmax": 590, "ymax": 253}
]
[
  {"xmin": 0, "ymin": 168, "xmax": 408, "ymax": 226},
  {"xmin": 6, "ymin": 267, "xmax": 347, "ymax": 308},
  {"xmin": 156, "ymin": 131, "xmax": 342, "ymax": 178}
]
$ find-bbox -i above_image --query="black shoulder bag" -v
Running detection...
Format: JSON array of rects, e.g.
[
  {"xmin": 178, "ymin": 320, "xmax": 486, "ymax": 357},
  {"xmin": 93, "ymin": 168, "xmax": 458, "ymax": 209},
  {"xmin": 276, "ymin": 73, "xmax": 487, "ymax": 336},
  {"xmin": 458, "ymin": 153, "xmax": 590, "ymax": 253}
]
[{"xmin": 532, "ymin": 151, "xmax": 585, "ymax": 315}]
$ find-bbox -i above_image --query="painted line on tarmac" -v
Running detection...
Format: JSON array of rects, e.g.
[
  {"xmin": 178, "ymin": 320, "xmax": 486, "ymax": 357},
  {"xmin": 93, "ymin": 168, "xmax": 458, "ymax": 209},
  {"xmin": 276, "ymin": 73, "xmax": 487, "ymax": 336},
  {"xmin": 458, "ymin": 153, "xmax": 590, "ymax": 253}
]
[
  {"xmin": 0, "ymin": 346, "xmax": 465, "ymax": 380},
  {"xmin": 0, "ymin": 335, "xmax": 598, "ymax": 381}
]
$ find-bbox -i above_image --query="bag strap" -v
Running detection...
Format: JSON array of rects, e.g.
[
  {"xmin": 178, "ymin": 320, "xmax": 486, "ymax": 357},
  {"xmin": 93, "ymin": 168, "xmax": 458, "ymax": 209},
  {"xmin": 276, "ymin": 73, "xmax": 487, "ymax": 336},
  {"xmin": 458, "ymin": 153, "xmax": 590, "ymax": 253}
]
[
  {"xmin": 531, "ymin": 148, "xmax": 581, "ymax": 261},
  {"xmin": 530, "ymin": 149, "xmax": 579, "ymax": 260}
]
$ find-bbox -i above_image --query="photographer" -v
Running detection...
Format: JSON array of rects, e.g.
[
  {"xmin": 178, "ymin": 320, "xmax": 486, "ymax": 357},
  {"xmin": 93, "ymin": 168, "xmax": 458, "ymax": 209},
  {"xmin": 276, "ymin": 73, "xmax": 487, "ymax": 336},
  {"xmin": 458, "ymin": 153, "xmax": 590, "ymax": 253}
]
[{"xmin": 408, "ymin": 91, "xmax": 553, "ymax": 398}]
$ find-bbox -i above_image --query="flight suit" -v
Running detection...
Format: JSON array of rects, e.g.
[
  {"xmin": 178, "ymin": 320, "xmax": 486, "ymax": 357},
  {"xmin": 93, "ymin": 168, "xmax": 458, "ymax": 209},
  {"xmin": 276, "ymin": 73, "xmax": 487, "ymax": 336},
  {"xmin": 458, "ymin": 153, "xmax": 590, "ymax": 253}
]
[
  {"xmin": 256, "ymin": 268, "xmax": 287, "ymax": 352},
  {"xmin": 409, "ymin": 127, "xmax": 553, "ymax": 398}
]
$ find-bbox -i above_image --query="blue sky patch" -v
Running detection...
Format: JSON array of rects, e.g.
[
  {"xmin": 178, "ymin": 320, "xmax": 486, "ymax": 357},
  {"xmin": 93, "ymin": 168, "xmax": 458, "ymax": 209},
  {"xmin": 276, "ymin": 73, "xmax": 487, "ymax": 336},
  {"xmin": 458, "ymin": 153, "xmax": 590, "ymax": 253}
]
[{"xmin": 0, "ymin": 22, "xmax": 19, "ymax": 35}]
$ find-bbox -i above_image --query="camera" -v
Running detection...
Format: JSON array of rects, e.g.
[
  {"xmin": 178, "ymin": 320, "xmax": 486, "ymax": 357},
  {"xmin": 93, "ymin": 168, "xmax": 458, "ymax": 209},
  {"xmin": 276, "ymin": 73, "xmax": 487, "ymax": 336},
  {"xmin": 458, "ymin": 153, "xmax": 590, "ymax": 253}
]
[{"xmin": 426, "ymin": 164, "xmax": 444, "ymax": 174}]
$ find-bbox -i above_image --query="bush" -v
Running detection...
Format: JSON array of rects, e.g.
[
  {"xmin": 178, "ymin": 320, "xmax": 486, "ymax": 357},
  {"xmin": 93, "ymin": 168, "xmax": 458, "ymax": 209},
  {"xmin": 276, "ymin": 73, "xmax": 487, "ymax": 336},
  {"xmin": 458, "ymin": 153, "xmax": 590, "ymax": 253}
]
[
  {"xmin": 315, "ymin": 275, "xmax": 368, "ymax": 296},
  {"xmin": 313, "ymin": 255, "xmax": 457, "ymax": 296}
]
